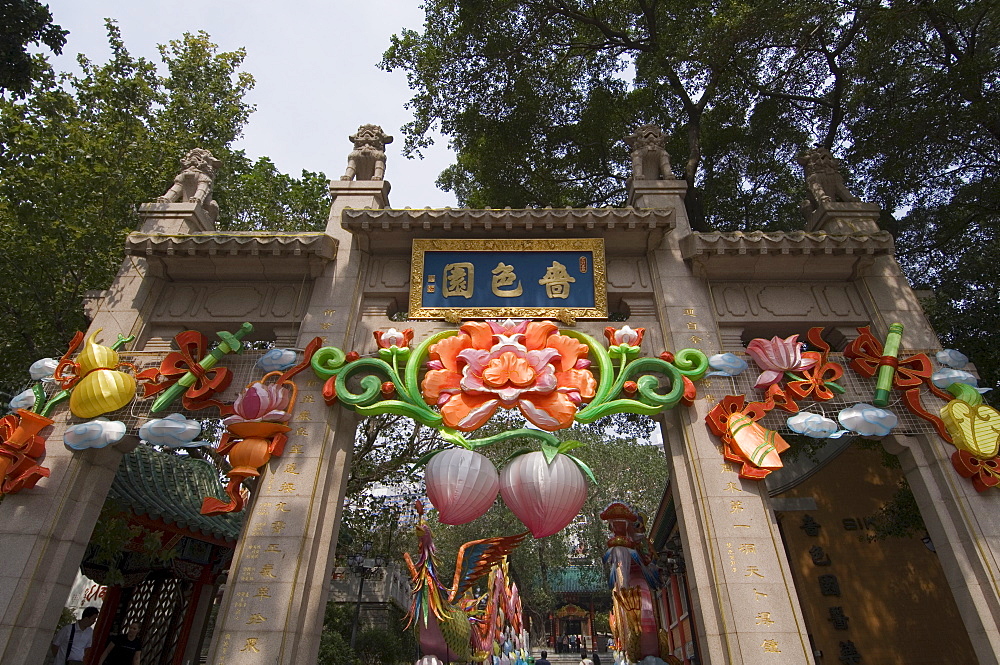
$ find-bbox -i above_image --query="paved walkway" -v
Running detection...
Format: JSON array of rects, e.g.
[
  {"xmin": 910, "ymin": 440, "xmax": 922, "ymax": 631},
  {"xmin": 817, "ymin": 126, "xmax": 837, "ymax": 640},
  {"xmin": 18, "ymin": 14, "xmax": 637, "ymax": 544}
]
[{"xmin": 533, "ymin": 651, "xmax": 609, "ymax": 664}]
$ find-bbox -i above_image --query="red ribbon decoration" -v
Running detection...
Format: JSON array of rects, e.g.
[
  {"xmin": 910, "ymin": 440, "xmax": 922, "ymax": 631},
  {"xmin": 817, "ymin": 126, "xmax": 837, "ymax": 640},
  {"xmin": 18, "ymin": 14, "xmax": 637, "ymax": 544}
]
[
  {"xmin": 136, "ymin": 331, "xmax": 233, "ymax": 412},
  {"xmin": 786, "ymin": 350, "xmax": 845, "ymax": 402},
  {"xmin": 952, "ymin": 450, "xmax": 1000, "ymax": 492},
  {"xmin": 844, "ymin": 326, "xmax": 953, "ymax": 438},
  {"xmin": 52, "ymin": 331, "xmax": 85, "ymax": 390},
  {"xmin": 902, "ymin": 389, "xmax": 952, "ymax": 443},
  {"xmin": 844, "ymin": 327, "xmax": 949, "ymax": 396}
]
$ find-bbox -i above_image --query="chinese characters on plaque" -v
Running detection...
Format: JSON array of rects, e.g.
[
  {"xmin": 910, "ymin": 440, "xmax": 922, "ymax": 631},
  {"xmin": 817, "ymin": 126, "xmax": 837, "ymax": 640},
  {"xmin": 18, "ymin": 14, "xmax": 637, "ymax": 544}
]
[
  {"xmin": 409, "ymin": 239, "xmax": 606, "ymax": 319},
  {"xmin": 440, "ymin": 259, "xmax": 576, "ymax": 300}
]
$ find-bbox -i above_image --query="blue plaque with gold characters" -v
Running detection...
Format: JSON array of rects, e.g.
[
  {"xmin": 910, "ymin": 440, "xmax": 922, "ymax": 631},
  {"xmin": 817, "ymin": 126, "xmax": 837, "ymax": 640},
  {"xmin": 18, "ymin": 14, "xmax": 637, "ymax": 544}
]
[{"xmin": 409, "ymin": 239, "xmax": 606, "ymax": 322}]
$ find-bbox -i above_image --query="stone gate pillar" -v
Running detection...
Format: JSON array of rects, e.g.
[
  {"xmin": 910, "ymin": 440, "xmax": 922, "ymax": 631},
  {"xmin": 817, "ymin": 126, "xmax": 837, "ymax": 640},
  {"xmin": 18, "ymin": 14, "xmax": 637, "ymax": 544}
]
[
  {"xmin": 204, "ymin": 177, "xmax": 390, "ymax": 665},
  {"xmin": 636, "ymin": 180, "xmax": 815, "ymax": 664},
  {"xmin": 0, "ymin": 192, "xmax": 209, "ymax": 665},
  {"xmin": 860, "ymin": 246, "xmax": 1000, "ymax": 663}
]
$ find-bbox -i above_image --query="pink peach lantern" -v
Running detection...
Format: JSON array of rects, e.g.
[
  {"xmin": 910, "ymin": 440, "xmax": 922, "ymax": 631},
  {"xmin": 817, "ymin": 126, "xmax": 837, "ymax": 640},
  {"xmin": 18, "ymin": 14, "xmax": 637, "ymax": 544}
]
[
  {"xmin": 425, "ymin": 448, "xmax": 500, "ymax": 525},
  {"xmin": 500, "ymin": 451, "xmax": 588, "ymax": 538}
]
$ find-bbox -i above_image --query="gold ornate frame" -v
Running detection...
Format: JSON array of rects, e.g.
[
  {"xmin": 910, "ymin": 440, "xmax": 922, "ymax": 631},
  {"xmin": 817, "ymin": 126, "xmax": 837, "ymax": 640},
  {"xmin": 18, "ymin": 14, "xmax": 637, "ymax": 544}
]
[{"xmin": 408, "ymin": 238, "xmax": 607, "ymax": 323}]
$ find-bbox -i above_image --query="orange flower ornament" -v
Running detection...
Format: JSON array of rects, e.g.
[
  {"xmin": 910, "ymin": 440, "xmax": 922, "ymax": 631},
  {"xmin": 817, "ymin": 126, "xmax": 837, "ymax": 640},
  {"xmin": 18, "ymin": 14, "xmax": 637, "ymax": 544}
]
[{"xmin": 422, "ymin": 320, "xmax": 596, "ymax": 431}]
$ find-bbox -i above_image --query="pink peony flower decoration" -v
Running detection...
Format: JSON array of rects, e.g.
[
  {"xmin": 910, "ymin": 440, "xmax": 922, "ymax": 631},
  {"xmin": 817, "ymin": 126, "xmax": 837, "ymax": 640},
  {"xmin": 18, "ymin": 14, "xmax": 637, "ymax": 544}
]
[
  {"xmin": 422, "ymin": 319, "xmax": 596, "ymax": 432},
  {"xmin": 746, "ymin": 335, "xmax": 817, "ymax": 389},
  {"xmin": 224, "ymin": 381, "xmax": 292, "ymax": 425}
]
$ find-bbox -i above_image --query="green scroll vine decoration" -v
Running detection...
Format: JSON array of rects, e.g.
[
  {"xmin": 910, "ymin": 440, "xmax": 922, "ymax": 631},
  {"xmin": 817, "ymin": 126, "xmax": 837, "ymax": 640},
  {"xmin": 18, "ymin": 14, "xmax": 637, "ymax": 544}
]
[{"xmin": 311, "ymin": 324, "xmax": 707, "ymax": 463}]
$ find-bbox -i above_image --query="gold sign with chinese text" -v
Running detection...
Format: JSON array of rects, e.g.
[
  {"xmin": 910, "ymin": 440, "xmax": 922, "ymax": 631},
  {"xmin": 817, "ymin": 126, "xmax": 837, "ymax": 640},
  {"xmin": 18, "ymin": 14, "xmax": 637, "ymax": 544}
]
[{"xmin": 409, "ymin": 239, "xmax": 607, "ymax": 322}]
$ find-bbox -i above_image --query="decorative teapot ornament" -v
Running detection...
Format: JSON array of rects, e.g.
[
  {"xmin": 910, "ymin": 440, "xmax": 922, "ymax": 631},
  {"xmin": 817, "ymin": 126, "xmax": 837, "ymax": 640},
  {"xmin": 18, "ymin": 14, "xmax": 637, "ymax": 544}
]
[{"xmin": 56, "ymin": 329, "xmax": 137, "ymax": 419}]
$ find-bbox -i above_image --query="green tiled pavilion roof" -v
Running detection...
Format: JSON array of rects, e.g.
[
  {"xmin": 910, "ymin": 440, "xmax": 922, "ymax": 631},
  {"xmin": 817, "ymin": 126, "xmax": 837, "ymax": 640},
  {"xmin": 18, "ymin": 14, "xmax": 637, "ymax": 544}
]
[
  {"xmin": 548, "ymin": 566, "xmax": 606, "ymax": 594},
  {"xmin": 111, "ymin": 445, "xmax": 244, "ymax": 543}
]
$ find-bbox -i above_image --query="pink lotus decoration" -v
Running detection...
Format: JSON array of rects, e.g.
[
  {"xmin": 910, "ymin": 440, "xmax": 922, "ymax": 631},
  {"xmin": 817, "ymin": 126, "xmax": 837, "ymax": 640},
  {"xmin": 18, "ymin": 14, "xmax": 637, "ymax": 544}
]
[
  {"xmin": 604, "ymin": 325, "xmax": 644, "ymax": 347},
  {"xmin": 425, "ymin": 448, "xmax": 500, "ymax": 525},
  {"xmin": 746, "ymin": 335, "xmax": 817, "ymax": 389},
  {"xmin": 500, "ymin": 451, "xmax": 588, "ymax": 538},
  {"xmin": 375, "ymin": 328, "xmax": 413, "ymax": 348},
  {"xmin": 422, "ymin": 320, "xmax": 596, "ymax": 432},
  {"xmin": 223, "ymin": 381, "xmax": 293, "ymax": 425}
]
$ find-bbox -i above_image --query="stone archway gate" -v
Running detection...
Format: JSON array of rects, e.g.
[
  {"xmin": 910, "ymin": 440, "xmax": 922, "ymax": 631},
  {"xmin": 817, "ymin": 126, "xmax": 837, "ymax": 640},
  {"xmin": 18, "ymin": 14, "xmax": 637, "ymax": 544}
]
[{"xmin": 1, "ymin": 128, "xmax": 999, "ymax": 665}]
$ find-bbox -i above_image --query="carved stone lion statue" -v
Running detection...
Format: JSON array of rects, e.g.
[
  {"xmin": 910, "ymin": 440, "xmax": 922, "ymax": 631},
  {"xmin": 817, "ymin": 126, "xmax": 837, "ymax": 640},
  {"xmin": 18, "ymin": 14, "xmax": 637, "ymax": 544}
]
[
  {"xmin": 340, "ymin": 124, "xmax": 394, "ymax": 181},
  {"xmin": 625, "ymin": 124, "xmax": 675, "ymax": 181},
  {"xmin": 156, "ymin": 148, "xmax": 222, "ymax": 222},
  {"xmin": 797, "ymin": 147, "xmax": 860, "ymax": 215}
]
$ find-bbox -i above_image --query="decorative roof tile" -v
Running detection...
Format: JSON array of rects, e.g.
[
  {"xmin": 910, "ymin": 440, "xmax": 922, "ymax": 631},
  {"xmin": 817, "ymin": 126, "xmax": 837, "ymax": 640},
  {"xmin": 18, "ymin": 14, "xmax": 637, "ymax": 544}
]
[
  {"xmin": 124, "ymin": 232, "xmax": 336, "ymax": 280},
  {"xmin": 681, "ymin": 230, "xmax": 894, "ymax": 257},
  {"xmin": 125, "ymin": 232, "xmax": 336, "ymax": 259},
  {"xmin": 340, "ymin": 208, "xmax": 674, "ymax": 253},
  {"xmin": 111, "ymin": 445, "xmax": 243, "ymax": 544},
  {"xmin": 681, "ymin": 230, "xmax": 895, "ymax": 280},
  {"xmin": 547, "ymin": 565, "xmax": 606, "ymax": 594},
  {"xmin": 342, "ymin": 207, "xmax": 673, "ymax": 232}
]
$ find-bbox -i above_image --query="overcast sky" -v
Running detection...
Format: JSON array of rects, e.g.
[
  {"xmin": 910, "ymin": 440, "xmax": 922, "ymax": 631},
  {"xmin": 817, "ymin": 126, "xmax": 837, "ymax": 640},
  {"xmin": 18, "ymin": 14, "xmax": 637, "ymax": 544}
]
[{"xmin": 45, "ymin": 1, "xmax": 458, "ymax": 208}]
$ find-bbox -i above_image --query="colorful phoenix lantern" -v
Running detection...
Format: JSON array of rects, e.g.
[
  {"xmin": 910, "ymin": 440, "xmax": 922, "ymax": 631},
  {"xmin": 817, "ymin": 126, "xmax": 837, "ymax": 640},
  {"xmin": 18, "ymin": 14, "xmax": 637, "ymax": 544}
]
[
  {"xmin": 600, "ymin": 502, "xmax": 672, "ymax": 664},
  {"xmin": 404, "ymin": 503, "xmax": 527, "ymax": 664}
]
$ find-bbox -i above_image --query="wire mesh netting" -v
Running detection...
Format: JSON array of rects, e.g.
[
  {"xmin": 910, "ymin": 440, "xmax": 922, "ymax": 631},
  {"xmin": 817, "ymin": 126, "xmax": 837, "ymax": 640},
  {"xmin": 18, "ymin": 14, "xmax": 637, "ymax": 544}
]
[
  {"xmin": 15, "ymin": 350, "xmax": 280, "ymax": 448},
  {"xmin": 713, "ymin": 351, "xmax": 948, "ymax": 436},
  {"xmin": 109, "ymin": 350, "xmax": 275, "ymax": 434},
  {"xmin": 20, "ymin": 346, "xmax": 955, "ymax": 438}
]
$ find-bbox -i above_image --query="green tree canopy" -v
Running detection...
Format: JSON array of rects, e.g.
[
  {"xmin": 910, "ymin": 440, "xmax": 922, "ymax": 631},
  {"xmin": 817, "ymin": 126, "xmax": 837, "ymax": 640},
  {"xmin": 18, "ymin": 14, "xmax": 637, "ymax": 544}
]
[
  {"xmin": 383, "ymin": 0, "xmax": 1000, "ymax": 396},
  {"xmin": 0, "ymin": 21, "xmax": 330, "ymax": 395},
  {"xmin": 0, "ymin": 0, "xmax": 67, "ymax": 98}
]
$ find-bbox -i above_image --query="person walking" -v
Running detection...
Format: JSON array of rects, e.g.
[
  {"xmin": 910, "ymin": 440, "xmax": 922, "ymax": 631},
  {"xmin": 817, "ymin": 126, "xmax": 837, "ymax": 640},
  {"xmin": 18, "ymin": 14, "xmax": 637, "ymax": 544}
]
[
  {"xmin": 98, "ymin": 621, "xmax": 143, "ymax": 665},
  {"xmin": 580, "ymin": 651, "xmax": 595, "ymax": 665},
  {"xmin": 536, "ymin": 650, "xmax": 551, "ymax": 665},
  {"xmin": 51, "ymin": 607, "xmax": 100, "ymax": 665}
]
